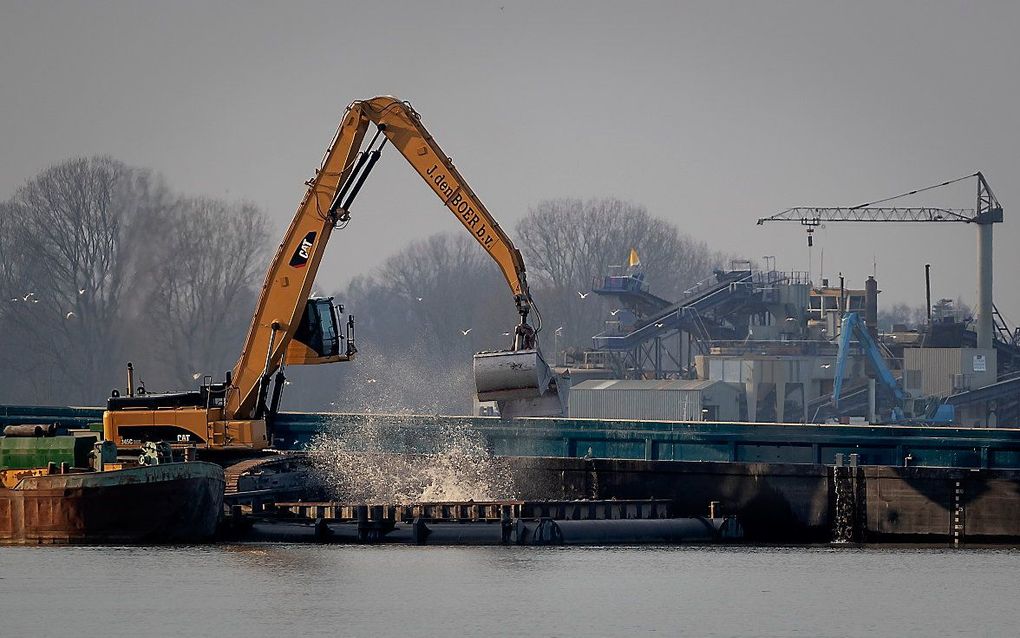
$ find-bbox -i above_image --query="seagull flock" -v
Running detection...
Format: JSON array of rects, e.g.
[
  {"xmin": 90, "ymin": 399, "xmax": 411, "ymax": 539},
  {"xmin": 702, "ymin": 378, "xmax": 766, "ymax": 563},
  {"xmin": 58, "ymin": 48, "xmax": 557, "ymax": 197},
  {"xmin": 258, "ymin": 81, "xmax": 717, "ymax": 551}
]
[{"xmin": 7, "ymin": 287, "xmax": 95, "ymax": 319}]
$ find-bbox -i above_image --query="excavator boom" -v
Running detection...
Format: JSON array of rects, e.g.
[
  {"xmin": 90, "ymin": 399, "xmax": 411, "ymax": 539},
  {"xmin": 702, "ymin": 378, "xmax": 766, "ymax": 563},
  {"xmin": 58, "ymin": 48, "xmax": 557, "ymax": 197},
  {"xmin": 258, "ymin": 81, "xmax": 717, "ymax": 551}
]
[
  {"xmin": 227, "ymin": 97, "xmax": 540, "ymax": 420},
  {"xmin": 104, "ymin": 96, "xmax": 552, "ymax": 451}
]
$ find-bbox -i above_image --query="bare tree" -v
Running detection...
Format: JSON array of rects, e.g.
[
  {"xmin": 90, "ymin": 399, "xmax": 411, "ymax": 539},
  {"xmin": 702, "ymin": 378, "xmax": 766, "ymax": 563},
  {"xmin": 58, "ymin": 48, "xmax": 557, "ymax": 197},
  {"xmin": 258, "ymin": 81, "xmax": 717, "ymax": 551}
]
[
  {"xmin": 0, "ymin": 157, "xmax": 171, "ymax": 403},
  {"xmin": 514, "ymin": 197, "xmax": 727, "ymax": 353},
  {"xmin": 0, "ymin": 158, "xmax": 270, "ymax": 404},
  {"xmin": 0, "ymin": 201, "xmax": 44, "ymax": 402},
  {"xmin": 879, "ymin": 303, "xmax": 926, "ymax": 330},
  {"xmin": 141, "ymin": 197, "xmax": 270, "ymax": 387},
  {"xmin": 377, "ymin": 233, "xmax": 514, "ymax": 357}
]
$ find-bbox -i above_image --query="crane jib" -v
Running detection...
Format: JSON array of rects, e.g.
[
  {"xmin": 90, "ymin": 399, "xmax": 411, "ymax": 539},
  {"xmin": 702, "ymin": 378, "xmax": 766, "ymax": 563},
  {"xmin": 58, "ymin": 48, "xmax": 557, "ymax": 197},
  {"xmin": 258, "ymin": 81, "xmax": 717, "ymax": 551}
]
[{"xmin": 426, "ymin": 164, "xmax": 496, "ymax": 250}]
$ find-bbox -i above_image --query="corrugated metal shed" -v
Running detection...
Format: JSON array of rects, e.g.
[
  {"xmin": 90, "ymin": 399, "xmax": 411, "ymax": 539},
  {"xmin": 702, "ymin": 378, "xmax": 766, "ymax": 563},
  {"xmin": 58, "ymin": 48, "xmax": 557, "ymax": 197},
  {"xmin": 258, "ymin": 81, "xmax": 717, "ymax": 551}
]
[
  {"xmin": 568, "ymin": 379, "xmax": 740, "ymax": 421},
  {"xmin": 904, "ymin": 348, "xmax": 997, "ymax": 396}
]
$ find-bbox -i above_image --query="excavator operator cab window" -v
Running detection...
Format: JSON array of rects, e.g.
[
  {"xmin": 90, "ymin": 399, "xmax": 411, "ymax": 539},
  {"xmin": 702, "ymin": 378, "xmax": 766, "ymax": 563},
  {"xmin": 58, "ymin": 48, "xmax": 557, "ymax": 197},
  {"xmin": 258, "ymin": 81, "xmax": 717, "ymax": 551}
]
[
  {"xmin": 316, "ymin": 299, "xmax": 340, "ymax": 356},
  {"xmin": 293, "ymin": 297, "xmax": 342, "ymax": 357}
]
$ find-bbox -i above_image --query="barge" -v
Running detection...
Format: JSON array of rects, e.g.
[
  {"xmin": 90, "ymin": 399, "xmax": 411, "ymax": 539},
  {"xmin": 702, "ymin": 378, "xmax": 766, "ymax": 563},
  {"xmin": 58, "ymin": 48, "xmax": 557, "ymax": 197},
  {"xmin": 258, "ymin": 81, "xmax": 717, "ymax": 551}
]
[{"xmin": 1, "ymin": 427, "xmax": 224, "ymax": 545}]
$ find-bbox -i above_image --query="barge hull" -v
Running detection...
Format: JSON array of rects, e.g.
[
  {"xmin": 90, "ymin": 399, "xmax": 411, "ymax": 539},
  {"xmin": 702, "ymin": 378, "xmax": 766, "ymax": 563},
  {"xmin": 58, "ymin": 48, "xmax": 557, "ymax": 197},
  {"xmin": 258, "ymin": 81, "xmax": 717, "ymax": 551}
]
[{"xmin": 0, "ymin": 462, "xmax": 224, "ymax": 545}]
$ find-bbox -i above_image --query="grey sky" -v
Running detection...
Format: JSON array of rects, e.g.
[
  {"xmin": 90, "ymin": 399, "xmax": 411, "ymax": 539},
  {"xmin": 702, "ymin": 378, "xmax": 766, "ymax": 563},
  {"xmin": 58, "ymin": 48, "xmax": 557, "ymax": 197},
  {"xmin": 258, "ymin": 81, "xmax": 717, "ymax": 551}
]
[{"xmin": 3, "ymin": 1, "xmax": 1018, "ymax": 318}]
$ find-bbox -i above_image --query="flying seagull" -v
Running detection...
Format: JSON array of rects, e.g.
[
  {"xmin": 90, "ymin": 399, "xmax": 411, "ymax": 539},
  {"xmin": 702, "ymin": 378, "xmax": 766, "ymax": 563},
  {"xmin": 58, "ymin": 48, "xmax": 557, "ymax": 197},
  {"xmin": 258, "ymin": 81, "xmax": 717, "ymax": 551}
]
[
  {"xmin": 192, "ymin": 372, "xmax": 202, "ymax": 380},
  {"xmin": 577, "ymin": 291, "xmax": 590, "ymax": 299},
  {"xmin": 78, "ymin": 288, "xmax": 86, "ymax": 295},
  {"xmin": 461, "ymin": 328, "xmax": 472, "ymax": 335},
  {"xmin": 366, "ymin": 378, "xmax": 378, "ymax": 384},
  {"xmin": 416, "ymin": 297, "xmax": 423, "ymax": 302},
  {"xmin": 65, "ymin": 311, "xmax": 76, "ymax": 319},
  {"xmin": 610, "ymin": 309, "xmax": 622, "ymax": 316}
]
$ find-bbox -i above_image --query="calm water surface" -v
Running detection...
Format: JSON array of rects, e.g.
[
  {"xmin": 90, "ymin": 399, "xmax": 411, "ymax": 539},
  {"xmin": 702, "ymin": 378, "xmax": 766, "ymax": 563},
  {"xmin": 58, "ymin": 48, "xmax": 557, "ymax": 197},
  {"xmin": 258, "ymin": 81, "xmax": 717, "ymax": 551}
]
[{"xmin": 2, "ymin": 544, "xmax": 1018, "ymax": 637}]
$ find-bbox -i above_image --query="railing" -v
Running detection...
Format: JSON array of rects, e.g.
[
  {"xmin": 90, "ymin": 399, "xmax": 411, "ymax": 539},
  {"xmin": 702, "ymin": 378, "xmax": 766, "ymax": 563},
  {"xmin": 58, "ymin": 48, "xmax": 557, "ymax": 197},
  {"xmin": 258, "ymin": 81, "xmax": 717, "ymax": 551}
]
[
  {"xmin": 679, "ymin": 272, "xmax": 732, "ymax": 298},
  {"xmin": 753, "ymin": 270, "xmax": 811, "ymax": 286},
  {"xmin": 591, "ymin": 274, "xmax": 649, "ymax": 294}
]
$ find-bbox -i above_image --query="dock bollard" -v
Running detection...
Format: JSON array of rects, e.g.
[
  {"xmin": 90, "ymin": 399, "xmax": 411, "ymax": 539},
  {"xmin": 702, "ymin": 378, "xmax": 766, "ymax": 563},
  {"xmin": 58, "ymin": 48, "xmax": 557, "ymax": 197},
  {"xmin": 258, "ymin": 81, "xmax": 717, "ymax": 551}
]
[
  {"xmin": 501, "ymin": 507, "xmax": 513, "ymax": 544},
  {"xmin": 313, "ymin": 517, "xmax": 332, "ymax": 542},
  {"xmin": 356, "ymin": 505, "xmax": 369, "ymax": 543},
  {"xmin": 412, "ymin": 518, "xmax": 430, "ymax": 545}
]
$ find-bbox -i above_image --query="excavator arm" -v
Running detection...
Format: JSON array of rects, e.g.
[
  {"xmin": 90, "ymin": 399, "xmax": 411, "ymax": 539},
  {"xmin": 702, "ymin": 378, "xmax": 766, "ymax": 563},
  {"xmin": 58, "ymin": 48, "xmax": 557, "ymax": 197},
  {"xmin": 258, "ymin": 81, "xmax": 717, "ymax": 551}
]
[
  {"xmin": 103, "ymin": 96, "xmax": 555, "ymax": 451},
  {"xmin": 227, "ymin": 96, "xmax": 539, "ymax": 420}
]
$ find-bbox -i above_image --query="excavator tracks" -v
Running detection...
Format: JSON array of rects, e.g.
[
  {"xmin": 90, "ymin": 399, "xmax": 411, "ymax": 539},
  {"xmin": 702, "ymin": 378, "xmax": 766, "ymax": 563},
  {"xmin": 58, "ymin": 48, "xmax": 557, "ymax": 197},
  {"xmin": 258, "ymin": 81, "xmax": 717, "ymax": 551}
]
[{"xmin": 223, "ymin": 452, "xmax": 311, "ymax": 496}]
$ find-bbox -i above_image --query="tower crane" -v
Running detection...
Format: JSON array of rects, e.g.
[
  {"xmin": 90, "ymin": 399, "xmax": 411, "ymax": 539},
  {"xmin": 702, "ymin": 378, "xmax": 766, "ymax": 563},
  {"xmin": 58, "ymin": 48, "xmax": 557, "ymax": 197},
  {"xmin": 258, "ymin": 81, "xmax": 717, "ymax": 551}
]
[{"xmin": 757, "ymin": 172, "xmax": 1003, "ymax": 349}]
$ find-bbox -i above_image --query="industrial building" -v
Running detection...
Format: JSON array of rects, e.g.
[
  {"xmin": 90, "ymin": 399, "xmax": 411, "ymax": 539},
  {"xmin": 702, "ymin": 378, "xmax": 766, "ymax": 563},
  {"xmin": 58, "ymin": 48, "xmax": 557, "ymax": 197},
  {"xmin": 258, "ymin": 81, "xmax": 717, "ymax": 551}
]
[
  {"xmin": 524, "ymin": 173, "xmax": 1015, "ymax": 428},
  {"xmin": 547, "ymin": 264, "xmax": 1012, "ymax": 428},
  {"xmin": 568, "ymin": 379, "xmax": 742, "ymax": 422}
]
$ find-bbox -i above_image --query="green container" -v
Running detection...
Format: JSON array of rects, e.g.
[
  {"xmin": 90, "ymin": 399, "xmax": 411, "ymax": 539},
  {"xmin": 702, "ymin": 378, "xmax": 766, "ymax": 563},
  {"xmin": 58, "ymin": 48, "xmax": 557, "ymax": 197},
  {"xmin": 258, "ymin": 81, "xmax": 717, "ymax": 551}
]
[{"xmin": 0, "ymin": 435, "xmax": 98, "ymax": 470}]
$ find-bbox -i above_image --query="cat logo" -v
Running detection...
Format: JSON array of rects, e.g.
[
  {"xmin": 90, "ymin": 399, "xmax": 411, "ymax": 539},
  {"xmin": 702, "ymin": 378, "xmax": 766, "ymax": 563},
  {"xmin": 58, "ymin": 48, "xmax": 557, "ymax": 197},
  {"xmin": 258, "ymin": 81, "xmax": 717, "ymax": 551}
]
[{"xmin": 289, "ymin": 231, "xmax": 316, "ymax": 268}]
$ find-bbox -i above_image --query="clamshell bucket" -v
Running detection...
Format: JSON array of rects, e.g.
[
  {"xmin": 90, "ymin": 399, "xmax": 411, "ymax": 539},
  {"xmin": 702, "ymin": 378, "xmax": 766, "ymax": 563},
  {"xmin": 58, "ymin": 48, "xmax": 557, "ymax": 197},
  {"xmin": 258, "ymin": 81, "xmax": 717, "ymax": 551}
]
[{"xmin": 473, "ymin": 348, "xmax": 553, "ymax": 402}]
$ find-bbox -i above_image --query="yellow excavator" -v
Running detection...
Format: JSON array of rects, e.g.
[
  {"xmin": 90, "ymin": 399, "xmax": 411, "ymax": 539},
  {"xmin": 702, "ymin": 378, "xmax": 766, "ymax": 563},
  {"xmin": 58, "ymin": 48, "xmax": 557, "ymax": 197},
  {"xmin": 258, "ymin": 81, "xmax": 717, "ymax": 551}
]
[{"xmin": 103, "ymin": 96, "xmax": 555, "ymax": 454}]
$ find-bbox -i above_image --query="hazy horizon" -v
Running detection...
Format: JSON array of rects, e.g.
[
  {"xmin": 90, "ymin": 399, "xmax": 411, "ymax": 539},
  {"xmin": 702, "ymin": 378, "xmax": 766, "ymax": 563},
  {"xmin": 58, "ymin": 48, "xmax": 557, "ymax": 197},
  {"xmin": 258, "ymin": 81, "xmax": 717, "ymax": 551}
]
[{"xmin": 3, "ymin": 1, "xmax": 1018, "ymax": 319}]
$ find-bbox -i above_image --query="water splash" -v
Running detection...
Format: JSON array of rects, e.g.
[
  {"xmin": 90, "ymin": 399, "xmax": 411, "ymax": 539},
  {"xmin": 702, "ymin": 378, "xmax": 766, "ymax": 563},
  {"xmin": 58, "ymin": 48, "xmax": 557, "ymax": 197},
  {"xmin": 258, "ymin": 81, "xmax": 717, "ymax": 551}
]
[
  {"xmin": 305, "ymin": 329, "xmax": 519, "ymax": 502},
  {"xmin": 307, "ymin": 415, "xmax": 517, "ymax": 503}
]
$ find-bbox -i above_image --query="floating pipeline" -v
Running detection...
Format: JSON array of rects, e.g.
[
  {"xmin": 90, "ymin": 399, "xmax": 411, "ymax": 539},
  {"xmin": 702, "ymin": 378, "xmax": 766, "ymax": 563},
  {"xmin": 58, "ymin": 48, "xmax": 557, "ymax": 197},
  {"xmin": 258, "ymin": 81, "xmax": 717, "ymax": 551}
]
[
  {"xmin": 229, "ymin": 498, "xmax": 742, "ymax": 545},
  {"xmin": 238, "ymin": 517, "xmax": 742, "ymax": 546}
]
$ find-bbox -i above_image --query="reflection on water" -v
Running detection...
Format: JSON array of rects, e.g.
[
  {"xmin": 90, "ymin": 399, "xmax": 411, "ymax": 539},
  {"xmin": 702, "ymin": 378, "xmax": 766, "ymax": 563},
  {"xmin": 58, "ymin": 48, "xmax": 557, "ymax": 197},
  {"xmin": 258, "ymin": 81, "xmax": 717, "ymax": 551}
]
[{"xmin": 2, "ymin": 545, "xmax": 1018, "ymax": 637}]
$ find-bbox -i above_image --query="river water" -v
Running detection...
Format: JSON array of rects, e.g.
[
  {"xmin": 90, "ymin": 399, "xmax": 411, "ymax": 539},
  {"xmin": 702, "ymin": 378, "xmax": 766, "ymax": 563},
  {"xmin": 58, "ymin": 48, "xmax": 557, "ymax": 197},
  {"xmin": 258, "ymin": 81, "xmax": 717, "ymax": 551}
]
[{"xmin": 2, "ymin": 544, "xmax": 1018, "ymax": 637}]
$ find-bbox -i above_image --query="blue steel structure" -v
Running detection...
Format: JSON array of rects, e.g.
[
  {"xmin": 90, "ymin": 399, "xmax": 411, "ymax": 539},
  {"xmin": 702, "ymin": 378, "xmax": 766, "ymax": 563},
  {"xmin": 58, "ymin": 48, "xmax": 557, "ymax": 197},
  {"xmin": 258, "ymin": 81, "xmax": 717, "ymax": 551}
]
[
  {"xmin": 590, "ymin": 271, "xmax": 671, "ymax": 316},
  {"xmin": 592, "ymin": 270, "xmax": 753, "ymax": 352},
  {"xmin": 833, "ymin": 312, "xmax": 906, "ymax": 420},
  {"xmin": 833, "ymin": 312, "xmax": 954, "ymax": 425},
  {"xmin": 590, "ymin": 269, "xmax": 757, "ymax": 378}
]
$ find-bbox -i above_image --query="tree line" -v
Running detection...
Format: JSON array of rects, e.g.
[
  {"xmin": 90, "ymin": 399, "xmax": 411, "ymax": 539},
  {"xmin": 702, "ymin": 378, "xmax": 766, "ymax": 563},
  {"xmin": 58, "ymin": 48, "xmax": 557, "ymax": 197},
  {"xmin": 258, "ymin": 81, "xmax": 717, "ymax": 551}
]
[
  {"xmin": 0, "ymin": 157, "xmax": 268, "ymax": 404},
  {"xmin": 1, "ymin": 157, "xmax": 726, "ymax": 413}
]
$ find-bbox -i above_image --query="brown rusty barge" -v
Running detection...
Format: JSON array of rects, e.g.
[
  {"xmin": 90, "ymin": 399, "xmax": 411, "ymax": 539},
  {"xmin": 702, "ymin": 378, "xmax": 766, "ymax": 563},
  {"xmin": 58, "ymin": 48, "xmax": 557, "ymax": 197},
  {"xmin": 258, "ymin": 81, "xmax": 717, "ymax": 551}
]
[{"xmin": 1, "ymin": 427, "xmax": 224, "ymax": 545}]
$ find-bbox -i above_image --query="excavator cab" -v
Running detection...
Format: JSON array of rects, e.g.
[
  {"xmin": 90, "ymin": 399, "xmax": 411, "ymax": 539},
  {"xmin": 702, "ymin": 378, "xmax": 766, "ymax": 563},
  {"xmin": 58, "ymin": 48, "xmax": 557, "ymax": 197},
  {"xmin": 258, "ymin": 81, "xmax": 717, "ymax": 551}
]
[{"xmin": 285, "ymin": 297, "xmax": 356, "ymax": 365}]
